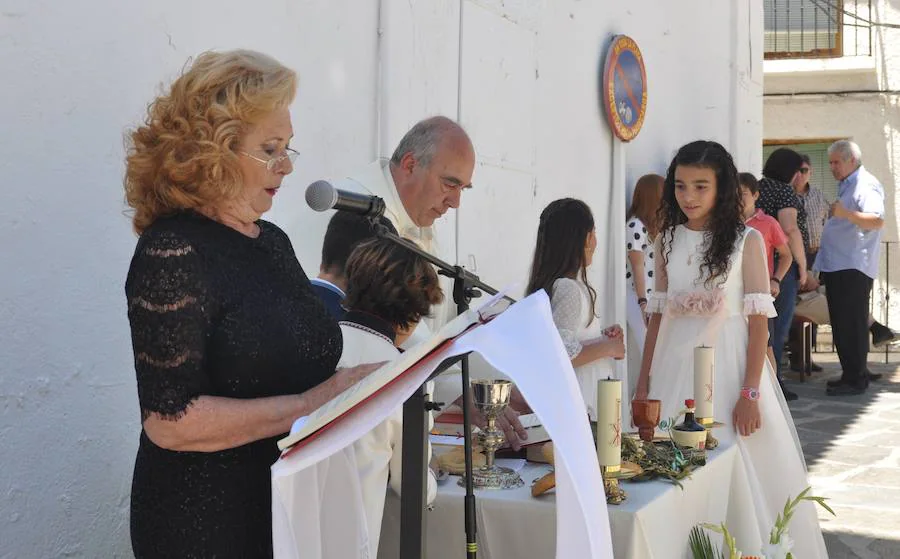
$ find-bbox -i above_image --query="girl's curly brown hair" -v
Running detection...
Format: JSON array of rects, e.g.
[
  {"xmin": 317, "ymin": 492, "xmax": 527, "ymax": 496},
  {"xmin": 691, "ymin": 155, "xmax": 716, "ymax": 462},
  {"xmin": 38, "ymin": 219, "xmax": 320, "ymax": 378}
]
[
  {"xmin": 343, "ymin": 238, "xmax": 444, "ymax": 331},
  {"xmin": 124, "ymin": 50, "xmax": 297, "ymax": 233},
  {"xmin": 658, "ymin": 140, "xmax": 745, "ymax": 288}
]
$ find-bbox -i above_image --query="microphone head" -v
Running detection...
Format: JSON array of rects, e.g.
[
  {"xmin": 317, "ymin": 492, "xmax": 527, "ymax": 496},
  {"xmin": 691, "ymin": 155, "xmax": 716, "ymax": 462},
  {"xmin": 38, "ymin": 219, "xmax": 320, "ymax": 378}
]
[{"xmin": 305, "ymin": 180, "xmax": 338, "ymax": 212}]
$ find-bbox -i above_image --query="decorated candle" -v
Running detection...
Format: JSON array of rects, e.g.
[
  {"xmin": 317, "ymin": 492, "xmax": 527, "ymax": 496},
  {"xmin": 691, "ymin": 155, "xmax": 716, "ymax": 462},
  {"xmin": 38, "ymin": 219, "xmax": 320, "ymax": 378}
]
[
  {"xmin": 693, "ymin": 346, "xmax": 715, "ymax": 422},
  {"xmin": 596, "ymin": 378, "xmax": 622, "ymax": 468}
]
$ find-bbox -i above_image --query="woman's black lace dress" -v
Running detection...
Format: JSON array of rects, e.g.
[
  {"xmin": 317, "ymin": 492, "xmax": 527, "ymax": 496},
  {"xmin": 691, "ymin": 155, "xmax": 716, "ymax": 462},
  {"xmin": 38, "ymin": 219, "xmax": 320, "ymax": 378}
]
[{"xmin": 126, "ymin": 211, "xmax": 341, "ymax": 558}]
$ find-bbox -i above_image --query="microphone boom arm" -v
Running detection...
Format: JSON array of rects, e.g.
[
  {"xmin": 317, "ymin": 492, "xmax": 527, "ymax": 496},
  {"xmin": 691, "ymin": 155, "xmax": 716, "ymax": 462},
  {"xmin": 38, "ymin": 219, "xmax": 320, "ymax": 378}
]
[{"xmin": 367, "ymin": 218, "xmax": 514, "ymax": 305}]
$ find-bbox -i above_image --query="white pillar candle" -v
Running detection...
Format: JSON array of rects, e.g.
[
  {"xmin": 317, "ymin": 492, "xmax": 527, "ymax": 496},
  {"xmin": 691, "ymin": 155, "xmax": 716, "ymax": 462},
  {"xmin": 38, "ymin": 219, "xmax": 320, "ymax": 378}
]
[
  {"xmin": 693, "ymin": 346, "xmax": 715, "ymax": 422},
  {"xmin": 596, "ymin": 379, "xmax": 622, "ymax": 468}
]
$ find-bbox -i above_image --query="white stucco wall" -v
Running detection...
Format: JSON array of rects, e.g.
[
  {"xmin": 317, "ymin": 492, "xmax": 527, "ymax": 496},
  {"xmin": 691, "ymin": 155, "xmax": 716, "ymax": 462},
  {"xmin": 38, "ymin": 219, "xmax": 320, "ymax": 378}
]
[
  {"xmin": 762, "ymin": 0, "xmax": 900, "ymax": 325},
  {"xmin": 0, "ymin": 1, "xmax": 761, "ymax": 556}
]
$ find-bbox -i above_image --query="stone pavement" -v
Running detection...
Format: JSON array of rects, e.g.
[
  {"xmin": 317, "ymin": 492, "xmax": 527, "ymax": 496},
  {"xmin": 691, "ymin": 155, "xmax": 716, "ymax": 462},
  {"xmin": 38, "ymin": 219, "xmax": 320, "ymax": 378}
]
[{"xmin": 784, "ymin": 350, "xmax": 900, "ymax": 558}]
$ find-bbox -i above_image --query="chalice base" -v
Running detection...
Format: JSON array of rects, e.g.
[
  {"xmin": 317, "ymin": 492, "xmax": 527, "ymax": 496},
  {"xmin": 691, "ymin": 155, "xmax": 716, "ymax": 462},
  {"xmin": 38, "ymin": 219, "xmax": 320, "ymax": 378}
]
[
  {"xmin": 459, "ymin": 466, "xmax": 525, "ymax": 490},
  {"xmin": 604, "ymin": 477, "xmax": 627, "ymax": 505},
  {"xmin": 602, "ymin": 466, "xmax": 628, "ymax": 505}
]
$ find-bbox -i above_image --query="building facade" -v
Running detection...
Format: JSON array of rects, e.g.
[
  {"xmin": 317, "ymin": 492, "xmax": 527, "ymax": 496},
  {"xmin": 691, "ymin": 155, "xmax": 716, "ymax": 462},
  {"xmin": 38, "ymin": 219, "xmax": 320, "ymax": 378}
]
[{"xmin": 763, "ymin": 0, "xmax": 900, "ymax": 326}]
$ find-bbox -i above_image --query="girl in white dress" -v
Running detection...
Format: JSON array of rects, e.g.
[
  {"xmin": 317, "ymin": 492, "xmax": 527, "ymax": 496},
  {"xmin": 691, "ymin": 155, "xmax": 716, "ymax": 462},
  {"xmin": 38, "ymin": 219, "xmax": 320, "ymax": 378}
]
[
  {"xmin": 634, "ymin": 141, "xmax": 827, "ymax": 556},
  {"xmin": 526, "ymin": 198, "xmax": 626, "ymax": 422}
]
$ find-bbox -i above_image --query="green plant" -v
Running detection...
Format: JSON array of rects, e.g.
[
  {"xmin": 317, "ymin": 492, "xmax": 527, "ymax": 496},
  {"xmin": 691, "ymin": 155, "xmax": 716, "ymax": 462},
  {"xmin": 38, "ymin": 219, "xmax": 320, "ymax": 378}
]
[
  {"xmin": 687, "ymin": 487, "xmax": 834, "ymax": 559},
  {"xmin": 688, "ymin": 525, "xmax": 723, "ymax": 559}
]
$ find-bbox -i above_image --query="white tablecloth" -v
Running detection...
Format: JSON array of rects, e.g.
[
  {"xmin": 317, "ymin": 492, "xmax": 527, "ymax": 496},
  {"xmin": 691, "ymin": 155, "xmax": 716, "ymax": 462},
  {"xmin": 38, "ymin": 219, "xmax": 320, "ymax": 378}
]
[{"xmin": 379, "ymin": 442, "xmax": 749, "ymax": 559}]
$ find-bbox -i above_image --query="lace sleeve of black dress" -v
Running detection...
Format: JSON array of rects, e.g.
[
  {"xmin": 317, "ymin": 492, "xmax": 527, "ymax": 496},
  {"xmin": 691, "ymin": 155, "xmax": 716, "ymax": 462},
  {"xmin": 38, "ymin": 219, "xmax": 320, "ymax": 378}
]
[{"xmin": 126, "ymin": 228, "xmax": 214, "ymax": 421}]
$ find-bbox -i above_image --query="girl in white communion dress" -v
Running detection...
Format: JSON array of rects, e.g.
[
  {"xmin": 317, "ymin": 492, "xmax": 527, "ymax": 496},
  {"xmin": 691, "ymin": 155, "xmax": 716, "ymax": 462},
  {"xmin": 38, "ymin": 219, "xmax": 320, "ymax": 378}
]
[{"xmin": 633, "ymin": 140, "xmax": 827, "ymax": 557}]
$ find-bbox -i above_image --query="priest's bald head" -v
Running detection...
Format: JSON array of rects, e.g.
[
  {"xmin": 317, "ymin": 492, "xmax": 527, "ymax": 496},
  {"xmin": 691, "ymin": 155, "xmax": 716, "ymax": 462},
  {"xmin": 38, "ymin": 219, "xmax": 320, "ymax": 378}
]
[{"xmin": 388, "ymin": 116, "xmax": 475, "ymax": 227}]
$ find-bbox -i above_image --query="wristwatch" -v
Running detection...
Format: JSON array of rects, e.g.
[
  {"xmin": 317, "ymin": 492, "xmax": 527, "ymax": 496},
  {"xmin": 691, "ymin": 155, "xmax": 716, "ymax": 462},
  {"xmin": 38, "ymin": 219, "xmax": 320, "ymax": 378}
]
[{"xmin": 740, "ymin": 386, "xmax": 760, "ymax": 401}]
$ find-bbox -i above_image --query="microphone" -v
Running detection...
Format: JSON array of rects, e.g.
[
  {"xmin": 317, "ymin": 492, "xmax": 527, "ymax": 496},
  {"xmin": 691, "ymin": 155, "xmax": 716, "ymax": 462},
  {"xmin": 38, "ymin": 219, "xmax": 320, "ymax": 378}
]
[{"xmin": 305, "ymin": 180, "xmax": 386, "ymax": 218}]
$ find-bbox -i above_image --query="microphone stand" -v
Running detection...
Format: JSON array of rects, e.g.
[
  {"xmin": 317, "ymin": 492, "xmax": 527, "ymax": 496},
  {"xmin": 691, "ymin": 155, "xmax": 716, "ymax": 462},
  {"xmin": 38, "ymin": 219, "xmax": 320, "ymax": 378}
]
[{"xmin": 368, "ymin": 217, "xmax": 510, "ymax": 559}]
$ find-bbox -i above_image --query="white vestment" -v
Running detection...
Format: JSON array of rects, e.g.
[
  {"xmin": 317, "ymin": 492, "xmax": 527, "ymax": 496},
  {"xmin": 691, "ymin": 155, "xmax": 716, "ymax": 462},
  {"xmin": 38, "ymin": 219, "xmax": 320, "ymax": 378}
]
[{"xmin": 338, "ymin": 321, "xmax": 437, "ymax": 557}]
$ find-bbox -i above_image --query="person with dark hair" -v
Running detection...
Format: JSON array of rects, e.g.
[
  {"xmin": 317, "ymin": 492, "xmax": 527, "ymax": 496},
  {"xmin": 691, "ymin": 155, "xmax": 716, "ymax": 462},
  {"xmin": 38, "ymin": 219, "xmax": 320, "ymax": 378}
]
[
  {"xmin": 739, "ymin": 173, "xmax": 793, "ymax": 296},
  {"xmin": 787, "ymin": 154, "xmax": 830, "ymax": 373},
  {"xmin": 795, "ymin": 154, "xmax": 829, "ymax": 267},
  {"xmin": 311, "ymin": 211, "xmax": 397, "ymax": 319},
  {"xmin": 739, "ymin": 172, "xmax": 792, "ymax": 372},
  {"xmin": 758, "ymin": 147, "xmax": 810, "ymax": 401},
  {"xmin": 338, "ymin": 237, "xmax": 444, "ymax": 557},
  {"xmin": 816, "ymin": 140, "xmax": 886, "ymax": 396},
  {"xmin": 526, "ymin": 198, "xmax": 626, "ymax": 421},
  {"xmin": 633, "ymin": 140, "xmax": 826, "ymax": 555}
]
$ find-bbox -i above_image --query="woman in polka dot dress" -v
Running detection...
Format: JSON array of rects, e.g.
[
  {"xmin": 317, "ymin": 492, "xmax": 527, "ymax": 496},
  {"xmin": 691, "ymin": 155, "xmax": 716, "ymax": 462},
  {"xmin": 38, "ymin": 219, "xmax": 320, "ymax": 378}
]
[{"xmin": 625, "ymin": 174, "xmax": 664, "ymax": 394}]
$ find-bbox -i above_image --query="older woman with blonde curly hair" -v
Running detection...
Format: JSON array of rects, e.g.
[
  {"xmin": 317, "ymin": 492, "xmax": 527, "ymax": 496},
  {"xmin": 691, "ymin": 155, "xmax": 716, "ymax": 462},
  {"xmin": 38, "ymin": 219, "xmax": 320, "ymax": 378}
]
[{"xmin": 124, "ymin": 49, "xmax": 381, "ymax": 558}]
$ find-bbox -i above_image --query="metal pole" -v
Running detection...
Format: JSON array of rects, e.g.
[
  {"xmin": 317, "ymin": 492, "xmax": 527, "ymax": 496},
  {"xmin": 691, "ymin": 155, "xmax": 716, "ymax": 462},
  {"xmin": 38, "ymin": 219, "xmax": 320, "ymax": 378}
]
[
  {"xmin": 453, "ymin": 273, "xmax": 479, "ymax": 559},
  {"xmin": 885, "ymin": 241, "xmax": 890, "ymax": 364},
  {"xmin": 803, "ymin": 322, "xmax": 812, "ymax": 380},
  {"xmin": 399, "ymin": 387, "xmax": 428, "ymax": 558},
  {"xmin": 461, "ymin": 356, "xmax": 478, "ymax": 558}
]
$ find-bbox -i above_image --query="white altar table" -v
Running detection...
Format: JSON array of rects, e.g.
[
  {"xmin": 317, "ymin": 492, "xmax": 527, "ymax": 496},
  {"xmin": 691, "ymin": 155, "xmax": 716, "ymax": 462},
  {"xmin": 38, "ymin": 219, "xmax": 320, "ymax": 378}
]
[{"xmin": 379, "ymin": 442, "xmax": 748, "ymax": 559}]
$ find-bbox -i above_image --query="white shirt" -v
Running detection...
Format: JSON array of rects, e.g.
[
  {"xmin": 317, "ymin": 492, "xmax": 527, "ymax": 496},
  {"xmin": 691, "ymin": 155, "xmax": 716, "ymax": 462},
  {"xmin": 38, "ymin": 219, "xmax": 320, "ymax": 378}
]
[{"xmin": 338, "ymin": 322, "xmax": 437, "ymax": 557}]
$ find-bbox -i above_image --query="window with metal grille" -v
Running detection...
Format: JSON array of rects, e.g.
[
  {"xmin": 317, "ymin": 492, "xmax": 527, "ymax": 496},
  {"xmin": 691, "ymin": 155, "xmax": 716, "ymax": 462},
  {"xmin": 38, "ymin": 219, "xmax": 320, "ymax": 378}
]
[{"xmin": 764, "ymin": 0, "xmax": 873, "ymax": 59}]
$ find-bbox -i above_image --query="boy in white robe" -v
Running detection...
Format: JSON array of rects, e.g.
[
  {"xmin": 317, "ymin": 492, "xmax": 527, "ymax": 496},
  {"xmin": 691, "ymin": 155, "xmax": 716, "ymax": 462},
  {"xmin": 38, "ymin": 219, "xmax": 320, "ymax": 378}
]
[{"xmin": 339, "ymin": 237, "xmax": 444, "ymax": 556}]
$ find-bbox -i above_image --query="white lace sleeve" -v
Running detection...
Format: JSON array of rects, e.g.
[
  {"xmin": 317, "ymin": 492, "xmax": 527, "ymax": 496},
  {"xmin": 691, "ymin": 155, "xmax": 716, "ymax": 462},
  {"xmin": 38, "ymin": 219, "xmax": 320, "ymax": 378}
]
[
  {"xmin": 742, "ymin": 229, "xmax": 777, "ymax": 318},
  {"xmin": 550, "ymin": 278, "xmax": 585, "ymax": 359},
  {"xmin": 744, "ymin": 294, "xmax": 776, "ymax": 317},
  {"xmin": 646, "ymin": 236, "xmax": 668, "ymax": 314}
]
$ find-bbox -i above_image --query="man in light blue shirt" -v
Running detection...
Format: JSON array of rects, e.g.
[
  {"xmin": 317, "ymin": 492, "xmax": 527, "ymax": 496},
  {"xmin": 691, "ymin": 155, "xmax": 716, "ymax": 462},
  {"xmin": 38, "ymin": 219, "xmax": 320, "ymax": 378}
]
[{"xmin": 815, "ymin": 140, "xmax": 885, "ymax": 396}]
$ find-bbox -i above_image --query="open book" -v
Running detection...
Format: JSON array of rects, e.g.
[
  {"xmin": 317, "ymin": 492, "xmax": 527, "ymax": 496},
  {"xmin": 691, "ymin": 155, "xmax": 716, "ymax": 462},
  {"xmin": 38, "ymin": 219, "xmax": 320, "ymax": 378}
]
[{"xmin": 277, "ymin": 288, "xmax": 514, "ymax": 453}]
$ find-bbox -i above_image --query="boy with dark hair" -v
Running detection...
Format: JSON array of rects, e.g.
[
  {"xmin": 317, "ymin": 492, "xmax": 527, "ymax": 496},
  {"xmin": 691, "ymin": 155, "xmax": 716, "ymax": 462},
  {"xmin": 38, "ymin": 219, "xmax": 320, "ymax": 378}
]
[
  {"xmin": 311, "ymin": 211, "xmax": 397, "ymax": 319},
  {"xmin": 740, "ymin": 172, "xmax": 794, "ymax": 382}
]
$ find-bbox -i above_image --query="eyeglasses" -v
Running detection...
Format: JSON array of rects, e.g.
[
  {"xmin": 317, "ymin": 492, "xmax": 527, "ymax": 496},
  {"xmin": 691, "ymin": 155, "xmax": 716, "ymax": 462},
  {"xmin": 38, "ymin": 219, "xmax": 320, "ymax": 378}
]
[
  {"xmin": 799, "ymin": 167, "xmax": 811, "ymax": 174},
  {"xmin": 241, "ymin": 148, "xmax": 300, "ymax": 172}
]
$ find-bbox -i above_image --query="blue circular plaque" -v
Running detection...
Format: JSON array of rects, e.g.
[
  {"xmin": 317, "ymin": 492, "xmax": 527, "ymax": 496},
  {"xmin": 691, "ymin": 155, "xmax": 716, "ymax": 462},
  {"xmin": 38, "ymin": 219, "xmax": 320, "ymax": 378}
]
[{"xmin": 602, "ymin": 35, "xmax": 648, "ymax": 142}]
